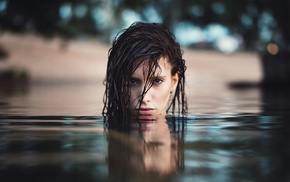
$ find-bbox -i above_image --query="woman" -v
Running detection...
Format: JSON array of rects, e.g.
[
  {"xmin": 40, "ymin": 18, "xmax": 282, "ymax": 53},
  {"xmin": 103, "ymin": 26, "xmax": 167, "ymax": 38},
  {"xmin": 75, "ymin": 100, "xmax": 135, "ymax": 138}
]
[{"xmin": 103, "ymin": 22, "xmax": 187, "ymax": 124}]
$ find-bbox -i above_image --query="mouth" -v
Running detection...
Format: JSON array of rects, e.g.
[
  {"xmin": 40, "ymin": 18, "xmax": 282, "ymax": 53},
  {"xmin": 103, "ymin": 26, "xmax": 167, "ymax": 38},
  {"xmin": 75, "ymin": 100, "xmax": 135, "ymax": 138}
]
[{"xmin": 136, "ymin": 108, "xmax": 155, "ymax": 115}]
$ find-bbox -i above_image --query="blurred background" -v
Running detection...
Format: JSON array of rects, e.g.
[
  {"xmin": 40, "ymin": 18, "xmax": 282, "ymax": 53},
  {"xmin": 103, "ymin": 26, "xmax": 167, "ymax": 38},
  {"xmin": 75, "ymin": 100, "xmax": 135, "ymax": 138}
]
[
  {"xmin": 1, "ymin": 0, "xmax": 289, "ymax": 52},
  {"xmin": 0, "ymin": 0, "xmax": 289, "ymax": 115}
]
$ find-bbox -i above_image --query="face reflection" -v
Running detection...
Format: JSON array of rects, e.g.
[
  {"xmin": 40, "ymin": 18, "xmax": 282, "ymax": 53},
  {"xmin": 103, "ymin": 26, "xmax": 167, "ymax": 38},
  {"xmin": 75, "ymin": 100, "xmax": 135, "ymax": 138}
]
[
  {"xmin": 129, "ymin": 57, "xmax": 178, "ymax": 117},
  {"xmin": 130, "ymin": 117, "xmax": 178, "ymax": 174}
]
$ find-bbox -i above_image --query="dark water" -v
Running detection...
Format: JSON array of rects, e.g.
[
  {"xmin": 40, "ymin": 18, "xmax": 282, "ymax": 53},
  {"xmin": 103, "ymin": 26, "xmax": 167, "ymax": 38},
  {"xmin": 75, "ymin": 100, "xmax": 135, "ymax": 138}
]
[{"xmin": 1, "ymin": 84, "xmax": 290, "ymax": 182}]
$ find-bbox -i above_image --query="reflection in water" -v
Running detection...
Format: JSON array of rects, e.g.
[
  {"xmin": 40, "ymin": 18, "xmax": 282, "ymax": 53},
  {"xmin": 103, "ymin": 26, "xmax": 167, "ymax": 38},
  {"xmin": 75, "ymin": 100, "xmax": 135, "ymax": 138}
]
[
  {"xmin": 106, "ymin": 116, "xmax": 184, "ymax": 180},
  {"xmin": 259, "ymin": 87, "xmax": 290, "ymax": 182},
  {"xmin": 184, "ymin": 115, "xmax": 290, "ymax": 182},
  {"xmin": 0, "ymin": 127, "xmax": 108, "ymax": 182},
  {"xmin": 0, "ymin": 115, "xmax": 290, "ymax": 181}
]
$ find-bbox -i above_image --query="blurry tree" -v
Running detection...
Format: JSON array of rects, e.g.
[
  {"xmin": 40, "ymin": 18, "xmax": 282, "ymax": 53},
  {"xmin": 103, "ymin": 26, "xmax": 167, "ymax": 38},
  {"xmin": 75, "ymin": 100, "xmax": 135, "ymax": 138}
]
[
  {"xmin": 0, "ymin": 0, "xmax": 290, "ymax": 83},
  {"xmin": 0, "ymin": 0, "xmax": 101, "ymax": 38},
  {"xmin": 0, "ymin": 0, "xmax": 289, "ymax": 50},
  {"xmin": 121, "ymin": 0, "xmax": 290, "ymax": 84}
]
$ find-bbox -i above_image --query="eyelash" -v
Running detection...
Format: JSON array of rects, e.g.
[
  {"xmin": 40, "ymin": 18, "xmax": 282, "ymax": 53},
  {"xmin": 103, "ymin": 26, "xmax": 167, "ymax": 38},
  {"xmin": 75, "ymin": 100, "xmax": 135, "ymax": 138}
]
[
  {"xmin": 153, "ymin": 77, "xmax": 163, "ymax": 84},
  {"xmin": 129, "ymin": 78, "xmax": 140, "ymax": 85},
  {"xmin": 129, "ymin": 77, "xmax": 164, "ymax": 86}
]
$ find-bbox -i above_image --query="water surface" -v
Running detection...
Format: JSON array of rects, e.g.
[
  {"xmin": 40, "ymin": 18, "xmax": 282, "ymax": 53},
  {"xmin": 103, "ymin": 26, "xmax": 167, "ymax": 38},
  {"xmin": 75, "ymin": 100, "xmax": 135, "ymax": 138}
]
[{"xmin": 1, "ymin": 82, "xmax": 290, "ymax": 182}]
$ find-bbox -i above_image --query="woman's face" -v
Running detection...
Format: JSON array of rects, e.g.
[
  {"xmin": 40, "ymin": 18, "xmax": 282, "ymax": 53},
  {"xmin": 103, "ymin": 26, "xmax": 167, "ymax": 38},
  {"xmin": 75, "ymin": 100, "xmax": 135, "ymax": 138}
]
[{"xmin": 129, "ymin": 57, "xmax": 178, "ymax": 117}]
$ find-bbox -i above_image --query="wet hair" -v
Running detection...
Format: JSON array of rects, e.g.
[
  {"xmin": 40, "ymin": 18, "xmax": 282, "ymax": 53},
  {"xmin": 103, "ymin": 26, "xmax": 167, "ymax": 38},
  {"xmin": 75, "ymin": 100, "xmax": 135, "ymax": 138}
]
[{"xmin": 103, "ymin": 22, "xmax": 187, "ymax": 123}]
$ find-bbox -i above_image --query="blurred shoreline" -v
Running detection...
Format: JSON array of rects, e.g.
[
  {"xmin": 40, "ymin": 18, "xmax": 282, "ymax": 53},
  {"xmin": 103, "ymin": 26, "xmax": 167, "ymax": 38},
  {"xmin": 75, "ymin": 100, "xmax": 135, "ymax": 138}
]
[
  {"xmin": 0, "ymin": 32, "xmax": 262, "ymax": 84},
  {"xmin": 0, "ymin": 32, "xmax": 263, "ymax": 115}
]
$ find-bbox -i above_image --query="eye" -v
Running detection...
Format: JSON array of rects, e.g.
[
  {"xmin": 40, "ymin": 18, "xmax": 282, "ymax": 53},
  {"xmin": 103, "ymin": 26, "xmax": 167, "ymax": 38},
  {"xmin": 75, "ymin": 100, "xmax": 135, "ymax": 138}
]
[
  {"xmin": 129, "ymin": 78, "xmax": 140, "ymax": 85},
  {"xmin": 153, "ymin": 77, "xmax": 163, "ymax": 84}
]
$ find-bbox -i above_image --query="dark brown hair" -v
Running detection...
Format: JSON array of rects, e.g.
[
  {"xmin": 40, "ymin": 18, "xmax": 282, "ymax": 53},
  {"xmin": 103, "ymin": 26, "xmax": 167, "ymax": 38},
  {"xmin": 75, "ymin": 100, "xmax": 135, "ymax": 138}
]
[{"xmin": 103, "ymin": 22, "xmax": 187, "ymax": 123}]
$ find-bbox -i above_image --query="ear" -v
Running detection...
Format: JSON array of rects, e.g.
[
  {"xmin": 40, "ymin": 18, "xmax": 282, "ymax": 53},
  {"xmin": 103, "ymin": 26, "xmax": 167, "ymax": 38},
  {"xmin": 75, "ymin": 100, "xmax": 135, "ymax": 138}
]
[{"xmin": 170, "ymin": 73, "xmax": 179, "ymax": 92}]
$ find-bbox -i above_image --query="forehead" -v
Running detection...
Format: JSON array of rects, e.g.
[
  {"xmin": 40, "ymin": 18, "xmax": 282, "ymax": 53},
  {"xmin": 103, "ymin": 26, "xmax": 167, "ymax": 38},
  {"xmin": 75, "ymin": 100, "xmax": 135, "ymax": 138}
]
[{"xmin": 132, "ymin": 56, "xmax": 172, "ymax": 74}]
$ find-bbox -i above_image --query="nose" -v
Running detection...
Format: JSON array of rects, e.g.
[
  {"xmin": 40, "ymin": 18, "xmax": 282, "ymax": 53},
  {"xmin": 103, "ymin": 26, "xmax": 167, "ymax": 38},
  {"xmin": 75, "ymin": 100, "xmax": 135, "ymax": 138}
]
[{"xmin": 141, "ymin": 89, "xmax": 152, "ymax": 103}]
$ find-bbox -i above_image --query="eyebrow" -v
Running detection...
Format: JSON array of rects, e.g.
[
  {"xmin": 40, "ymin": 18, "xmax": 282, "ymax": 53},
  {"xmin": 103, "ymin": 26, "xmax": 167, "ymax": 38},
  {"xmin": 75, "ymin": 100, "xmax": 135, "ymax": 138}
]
[
  {"xmin": 154, "ymin": 75, "xmax": 166, "ymax": 79},
  {"xmin": 130, "ymin": 76, "xmax": 141, "ymax": 80},
  {"xmin": 129, "ymin": 75, "xmax": 167, "ymax": 82},
  {"xmin": 130, "ymin": 68, "xmax": 168, "ymax": 79}
]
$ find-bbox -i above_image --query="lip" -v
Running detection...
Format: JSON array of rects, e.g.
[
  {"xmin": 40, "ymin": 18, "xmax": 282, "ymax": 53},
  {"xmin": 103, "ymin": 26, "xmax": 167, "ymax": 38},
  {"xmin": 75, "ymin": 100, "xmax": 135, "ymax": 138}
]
[{"xmin": 136, "ymin": 108, "xmax": 155, "ymax": 115}]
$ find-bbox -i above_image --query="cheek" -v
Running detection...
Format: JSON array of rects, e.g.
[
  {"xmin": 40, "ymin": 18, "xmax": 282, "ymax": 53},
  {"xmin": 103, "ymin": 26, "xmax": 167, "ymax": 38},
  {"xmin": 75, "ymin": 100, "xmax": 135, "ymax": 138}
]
[
  {"xmin": 157, "ymin": 84, "xmax": 172, "ymax": 101},
  {"xmin": 129, "ymin": 89, "xmax": 139, "ymax": 107},
  {"xmin": 162, "ymin": 90, "xmax": 171, "ymax": 102},
  {"xmin": 129, "ymin": 95, "xmax": 136, "ymax": 106}
]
